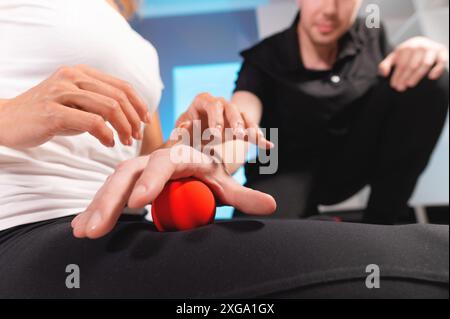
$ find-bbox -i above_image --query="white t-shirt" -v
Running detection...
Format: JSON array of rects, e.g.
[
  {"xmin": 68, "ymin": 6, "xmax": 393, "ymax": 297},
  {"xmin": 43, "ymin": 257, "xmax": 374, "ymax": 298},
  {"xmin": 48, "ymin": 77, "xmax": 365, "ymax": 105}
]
[{"xmin": 0, "ymin": 0, "xmax": 164, "ymax": 231}]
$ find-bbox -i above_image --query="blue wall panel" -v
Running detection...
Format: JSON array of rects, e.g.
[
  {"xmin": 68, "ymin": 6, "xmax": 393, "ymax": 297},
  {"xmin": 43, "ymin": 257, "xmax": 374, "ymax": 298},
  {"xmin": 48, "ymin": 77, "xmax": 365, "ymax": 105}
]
[{"xmin": 133, "ymin": 10, "xmax": 259, "ymax": 138}]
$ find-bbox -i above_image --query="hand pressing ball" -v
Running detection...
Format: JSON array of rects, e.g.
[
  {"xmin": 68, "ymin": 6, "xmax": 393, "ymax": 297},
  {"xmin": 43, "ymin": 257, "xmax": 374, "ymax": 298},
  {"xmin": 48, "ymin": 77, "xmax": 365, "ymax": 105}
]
[{"xmin": 151, "ymin": 178, "xmax": 216, "ymax": 232}]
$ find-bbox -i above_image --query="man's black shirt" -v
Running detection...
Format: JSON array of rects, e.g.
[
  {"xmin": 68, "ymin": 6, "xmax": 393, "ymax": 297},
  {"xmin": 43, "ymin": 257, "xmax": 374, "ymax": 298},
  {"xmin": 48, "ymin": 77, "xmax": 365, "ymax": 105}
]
[{"xmin": 234, "ymin": 14, "xmax": 392, "ymax": 180}]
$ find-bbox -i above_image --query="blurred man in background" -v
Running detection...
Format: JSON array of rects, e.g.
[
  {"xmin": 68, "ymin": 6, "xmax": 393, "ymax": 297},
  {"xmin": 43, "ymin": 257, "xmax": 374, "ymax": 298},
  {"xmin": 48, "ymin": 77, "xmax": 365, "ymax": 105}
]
[{"xmin": 219, "ymin": 0, "xmax": 449, "ymax": 224}]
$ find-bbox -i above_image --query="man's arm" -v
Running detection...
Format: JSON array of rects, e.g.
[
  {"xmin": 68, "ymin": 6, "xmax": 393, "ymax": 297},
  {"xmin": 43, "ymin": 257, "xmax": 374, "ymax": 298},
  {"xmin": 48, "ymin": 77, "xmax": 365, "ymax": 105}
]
[{"xmin": 232, "ymin": 91, "xmax": 264, "ymax": 126}]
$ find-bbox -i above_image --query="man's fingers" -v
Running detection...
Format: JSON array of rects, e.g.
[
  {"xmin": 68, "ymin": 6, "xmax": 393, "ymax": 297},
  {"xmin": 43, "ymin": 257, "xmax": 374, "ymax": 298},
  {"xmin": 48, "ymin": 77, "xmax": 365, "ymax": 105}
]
[
  {"xmin": 203, "ymin": 99, "xmax": 225, "ymax": 132},
  {"xmin": 190, "ymin": 93, "xmax": 224, "ymax": 132},
  {"xmin": 391, "ymin": 50, "xmax": 413, "ymax": 91},
  {"xmin": 429, "ymin": 61, "xmax": 447, "ymax": 80},
  {"xmin": 53, "ymin": 104, "xmax": 115, "ymax": 147},
  {"xmin": 242, "ymin": 112, "xmax": 274, "ymax": 149},
  {"xmin": 378, "ymin": 52, "xmax": 395, "ymax": 77},
  {"xmin": 429, "ymin": 51, "xmax": 448, "ymax": 80},
  {"xmin": 72, "ymin": 157, "xmax": 149, "ymax": 239},
  {"xmin": 224, "ymin": 102, "xmax": 246, "ymax": 138},
  {"xmin": 397, "ymin": 49, "xmax": 425, "ymax": 89},
  {"xmin": 406, "ymin": 65, "xmax": 431, "ymax": 88},
  {"xmin": 406, "ymin": 50, "xmax": 436, "ymax": 87},
  {"xmin": 77, "ymin": 64, "xmax": 150, "ymax": 123}
]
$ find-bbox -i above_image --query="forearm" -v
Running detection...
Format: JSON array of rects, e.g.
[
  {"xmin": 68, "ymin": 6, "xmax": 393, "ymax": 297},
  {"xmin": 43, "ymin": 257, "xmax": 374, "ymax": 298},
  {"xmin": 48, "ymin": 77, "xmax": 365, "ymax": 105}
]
[{"xmin": 232, "ymin": 91, "xmax": 264, "ymax": 125}]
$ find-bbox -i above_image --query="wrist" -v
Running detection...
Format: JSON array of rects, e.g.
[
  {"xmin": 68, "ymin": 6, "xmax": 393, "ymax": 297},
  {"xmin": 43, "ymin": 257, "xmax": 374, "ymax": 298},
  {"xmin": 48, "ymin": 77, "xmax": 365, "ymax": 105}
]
[
  {"xmin": 208, "ymin": 139, "xmax": 248, "ymax": 175},
  {"xmin": 209, "ymin": 150, "xmax": 232, "ymax": 177}
]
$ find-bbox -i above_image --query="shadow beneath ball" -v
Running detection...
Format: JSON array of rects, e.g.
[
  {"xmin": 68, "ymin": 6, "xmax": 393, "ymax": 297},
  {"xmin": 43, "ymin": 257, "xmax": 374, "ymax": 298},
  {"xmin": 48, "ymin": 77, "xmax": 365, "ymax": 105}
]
[{"xmin": 182, "ymin": 226, "xmax": 214, "ymax": 243}]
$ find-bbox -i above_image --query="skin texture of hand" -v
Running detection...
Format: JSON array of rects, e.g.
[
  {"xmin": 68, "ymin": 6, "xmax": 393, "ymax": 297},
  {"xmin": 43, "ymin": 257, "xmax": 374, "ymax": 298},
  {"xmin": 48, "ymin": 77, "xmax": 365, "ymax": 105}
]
[
  {"xmin": 71, "ymin": 145, "xmax": 277, "ymax": 239},
  {"xmin": 379, "ymin": 36, "xmax": 449, "ymax": 92},
  {"xmin": 175, "ymin": 93, "xmax": 274, "ymax": 149},
  {"xmin": 0, "ymin": 65, "xmax": 150, "ymax": 148}
]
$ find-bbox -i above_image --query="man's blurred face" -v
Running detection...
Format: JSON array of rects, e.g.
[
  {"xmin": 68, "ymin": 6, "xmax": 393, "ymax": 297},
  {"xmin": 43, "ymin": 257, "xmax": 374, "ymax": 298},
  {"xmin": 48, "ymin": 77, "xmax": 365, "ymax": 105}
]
[{"xmin": 297, "ymin": 0, "xmax": 362, "ymax": 45}]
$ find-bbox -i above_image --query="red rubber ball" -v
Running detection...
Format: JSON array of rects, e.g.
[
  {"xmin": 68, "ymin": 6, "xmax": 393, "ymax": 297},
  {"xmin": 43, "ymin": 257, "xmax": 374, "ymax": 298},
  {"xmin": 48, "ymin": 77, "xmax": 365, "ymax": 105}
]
[{"xmin": 151, "ymin": 178, "xmax": 216, "ymax": 232}]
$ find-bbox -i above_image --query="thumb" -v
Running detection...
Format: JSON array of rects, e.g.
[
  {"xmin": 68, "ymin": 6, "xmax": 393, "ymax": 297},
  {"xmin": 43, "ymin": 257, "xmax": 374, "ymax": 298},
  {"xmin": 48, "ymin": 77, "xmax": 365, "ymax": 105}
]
[{"xmin": 378, "ymin": 52, "xmax": 395, "ymax": 77}]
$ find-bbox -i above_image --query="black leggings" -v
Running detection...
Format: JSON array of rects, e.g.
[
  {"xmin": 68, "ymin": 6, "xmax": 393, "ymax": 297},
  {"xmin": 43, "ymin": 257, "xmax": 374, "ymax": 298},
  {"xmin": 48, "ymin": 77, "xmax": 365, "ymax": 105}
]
[
  {"xmin": 240, "ymin": 75, "xmax": 449, "ymax": 224},
  {"xmin": 0, "ymin": 215, "xmax": 448, "ymax": 298}
]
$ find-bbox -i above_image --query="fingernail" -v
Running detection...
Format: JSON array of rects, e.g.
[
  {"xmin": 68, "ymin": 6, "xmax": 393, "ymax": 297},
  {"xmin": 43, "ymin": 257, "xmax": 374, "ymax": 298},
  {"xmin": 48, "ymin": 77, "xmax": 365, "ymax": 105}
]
[
  {"xmin": 86, "ymin": 210, "xmax": 102, "ymax": 232},
  {"xmin": 234, "ymin": 127, "xmax": 245, "ymax": 138},
  {"xmin": 127, "ymin": 137, "xmax": 133, "ymax": 146}
]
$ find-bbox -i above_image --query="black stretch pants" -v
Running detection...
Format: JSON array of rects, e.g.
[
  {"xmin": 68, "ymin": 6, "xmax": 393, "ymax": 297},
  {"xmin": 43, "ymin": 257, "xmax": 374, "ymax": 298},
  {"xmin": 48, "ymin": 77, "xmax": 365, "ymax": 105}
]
[
  {"xmin": 0, "ymin": 215, "xmax": 448, "ymax": 299},
  {"xmin": 239, "ymin": 75, "xmax": 449, "ymax": 224}
]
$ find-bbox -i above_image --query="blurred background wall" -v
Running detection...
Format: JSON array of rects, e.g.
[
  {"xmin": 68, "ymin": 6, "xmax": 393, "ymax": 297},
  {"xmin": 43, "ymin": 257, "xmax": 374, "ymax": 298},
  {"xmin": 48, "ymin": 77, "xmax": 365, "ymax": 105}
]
[{"xmin": 132, "ymin": 0, "xmax": 449, "ymax": 219}]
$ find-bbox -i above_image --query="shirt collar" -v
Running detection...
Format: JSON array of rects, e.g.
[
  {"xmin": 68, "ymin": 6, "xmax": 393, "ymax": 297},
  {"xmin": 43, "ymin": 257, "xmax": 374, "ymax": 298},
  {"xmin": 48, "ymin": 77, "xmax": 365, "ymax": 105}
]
[{"xmin": 287, "ymin": 12, "xmax": 362, "ymax": 72}]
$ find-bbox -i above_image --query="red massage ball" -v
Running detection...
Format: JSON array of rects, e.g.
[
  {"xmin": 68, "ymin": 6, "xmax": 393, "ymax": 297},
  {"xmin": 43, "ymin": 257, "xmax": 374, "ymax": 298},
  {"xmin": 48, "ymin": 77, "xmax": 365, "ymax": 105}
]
[{"xmin": 151, "ymin": 178, "xmax": 216, "ymax": 232}]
